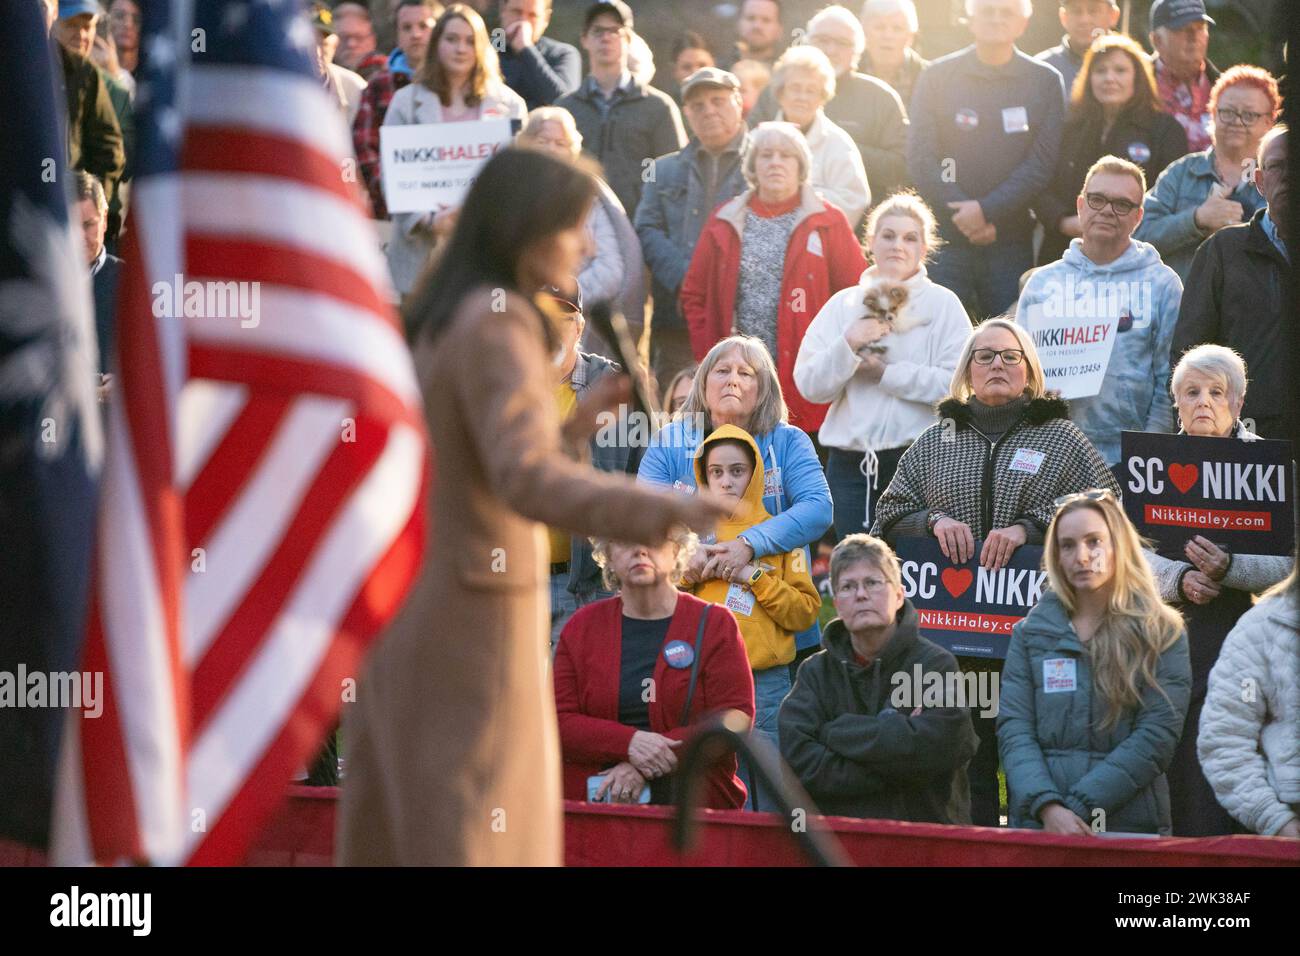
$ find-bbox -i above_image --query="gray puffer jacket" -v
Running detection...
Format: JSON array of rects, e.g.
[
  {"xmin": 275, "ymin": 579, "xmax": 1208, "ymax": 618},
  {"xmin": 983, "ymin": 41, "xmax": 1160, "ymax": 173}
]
[{"xmin": 998, "ymin": 591, "xmax": 1191, "ymax": 834}]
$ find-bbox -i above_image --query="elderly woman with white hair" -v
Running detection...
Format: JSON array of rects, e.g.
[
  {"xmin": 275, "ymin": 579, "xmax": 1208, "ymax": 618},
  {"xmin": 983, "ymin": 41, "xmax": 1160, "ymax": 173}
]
[
  {"xmin": 756, "ymin": 45, "xmax": 871, "ymax": 226},
  {"xmin": 1144, "ymin": 344, "xmax": 1292, "ymax": 836},
  {"xmin": 554, "ymin": 531, "xmax": 755, "ymax": 809},
  {"xmin": 870, "ymin": 315, "xmax": 1119, "ymax": 827},
  {"xmin": 748, "ymin": 4, "xmax": 909, "ymax": 201},
  {"xmin": 516, "ymin": 106, "xmax": 646, "ymax": 333},
  {"xmin": 860, "ymin": 0, "xmax": 929, "ymax": 105},
  {"xmin": 681, "ymin": 122, "xmax": 867, "ymax": 434}
]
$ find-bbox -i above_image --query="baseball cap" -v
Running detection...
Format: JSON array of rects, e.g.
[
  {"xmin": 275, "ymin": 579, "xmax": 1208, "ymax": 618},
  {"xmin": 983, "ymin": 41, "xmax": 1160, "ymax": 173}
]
[
  {"xmin": 584, "ymin": 1, "xmax": 633, "ymax": 33},
  {"xmin": 58, "ymin": 0, "xmax": 100, "ymax": 19},
  {"xmin": 1149, "ymin": 0, "xmax": 1216, "ymax": 32},
  {"xmin": 681, "ymin": 67, "xmax": 742, "ymax": 102},
  {"xmin": 545, "ymin": 284, "xmax": 584, "ymax": 316}
]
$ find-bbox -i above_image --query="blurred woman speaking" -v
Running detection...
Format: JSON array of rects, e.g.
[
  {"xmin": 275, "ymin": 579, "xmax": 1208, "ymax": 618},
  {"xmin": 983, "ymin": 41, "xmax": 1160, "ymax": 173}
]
[{"xmin": 338, "ymin": 149, "xmax": 723, "ymax": 866}]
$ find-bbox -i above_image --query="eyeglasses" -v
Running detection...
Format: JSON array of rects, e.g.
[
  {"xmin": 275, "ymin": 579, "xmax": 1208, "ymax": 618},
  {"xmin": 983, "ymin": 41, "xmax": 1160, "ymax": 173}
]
[
  {"xmin": 588, "ymin": 25, "xmax": 627, "ymax": 40},
  {"xmin": 1084, "ymin": 192, "xmax": 1141, "ymax": 216},
  {"xmin": 835, "ymin": 577, "xmax": 891, "ymax": 597},
  {"xmin": 1216, "ymin": 108, "xmax": 1269, "ymax": 127},
  {"xmin": 971, "ymin": 348, "xmax": 1025, "ymax": 366},
  {"xmin": 1053, "ymin": 488, "xmax": 1116, "ymax": 509}
]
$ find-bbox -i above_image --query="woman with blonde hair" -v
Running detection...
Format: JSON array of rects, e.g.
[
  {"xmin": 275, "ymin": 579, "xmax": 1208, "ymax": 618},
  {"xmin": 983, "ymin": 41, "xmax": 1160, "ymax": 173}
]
[
  {"xmin": 382, "ymin": 4, "xmax": 527, "ymax": 296},
  {"xmin": 516, "ymin": 106, "xmax": 646, "ymax": 334},
  {"xmin": 999, "ymin": 490, "xmax": 1191, "ymax": 835},
  {"xmin": 796, "ymin": 190, "xmax": 970, "ymax": 539},
  {"xmin": 554, "ymin": 533, "xmax": 755, "ymax": 809},
  {"xmin": 870, "ymin": 315, "xmax": 1118, "ymax": 826}
]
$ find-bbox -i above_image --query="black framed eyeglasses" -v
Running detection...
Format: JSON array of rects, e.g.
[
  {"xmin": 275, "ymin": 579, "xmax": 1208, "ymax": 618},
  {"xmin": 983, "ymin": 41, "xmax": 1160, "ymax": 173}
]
[
  {"xmin": 1053, "ymin": 488, "xmax": 1116, "ymax": 509},
  {"xmin": 1216, "ymin": 108, "xmax": 1269, "ymax": 127},
  {"xmin": 1084, "ymin": 192, "xmax": 1140, "ymax": 216},
  {"xmin": 971, "ymin": 348, "xmax": 1025, "ymax": 366}
]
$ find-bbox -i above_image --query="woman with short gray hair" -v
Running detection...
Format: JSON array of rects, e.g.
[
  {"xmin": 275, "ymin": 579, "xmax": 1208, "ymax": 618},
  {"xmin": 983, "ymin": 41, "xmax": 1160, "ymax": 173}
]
[
  {"xmin": 859, "ymin": 0, "xmax": 929, "ymax": 105},
  {"xmin": 1147, "ymin": 343, "xmax": 1291, "ymax": 836},
  {"xmin": 681, "ymin": 122, "xmax": 867, "ymax": 434},
  {"xmin": 768, "ymin": 45, "xmax": 871, "ymax": 225}
]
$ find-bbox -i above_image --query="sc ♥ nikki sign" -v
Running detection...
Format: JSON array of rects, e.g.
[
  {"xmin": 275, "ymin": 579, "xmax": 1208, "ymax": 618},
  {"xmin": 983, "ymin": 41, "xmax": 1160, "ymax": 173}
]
[
  {"xmin": 1121, "ymin": 431, "xmax": 1295, "ymax": 558},
  {"xmin": 892, "ymin": 537, "xmax": 1046, "ymax": 660}
]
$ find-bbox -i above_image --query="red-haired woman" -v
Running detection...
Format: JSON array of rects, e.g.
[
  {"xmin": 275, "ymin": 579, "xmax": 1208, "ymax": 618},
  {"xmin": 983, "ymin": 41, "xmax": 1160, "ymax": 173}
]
[{"xmin": 1135, "ymin": 64, "xmax": 1281, "ymax": 280}]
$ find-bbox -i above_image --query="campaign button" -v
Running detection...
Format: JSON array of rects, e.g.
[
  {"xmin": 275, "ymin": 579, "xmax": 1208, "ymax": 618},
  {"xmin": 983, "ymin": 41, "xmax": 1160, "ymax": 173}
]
[
  {"xmin": 955, "ymin": 108, "xmax": 980, "ymax": 131},
  {"xmin": 1127, "ymin": 141, "xmax": 1152, "ymax": 164},
  {"xmin": 663, "ymin": 640, "xmax": 695, "ymax": 669}
]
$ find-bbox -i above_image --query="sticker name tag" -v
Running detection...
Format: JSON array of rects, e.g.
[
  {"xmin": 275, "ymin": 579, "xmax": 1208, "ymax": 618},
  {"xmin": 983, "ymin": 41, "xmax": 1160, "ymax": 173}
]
[
  {"xmin": 763, "ymin": 466, "xmax": 783, "ymax": 500},
  {"xmin": 1043, "ymin": 658, "xmax": 1077, "ymax": 693},
  {"xmin": 725, "ymin": 583, "xmax": 756, "ymax": 616},
  {"xmin": 1009, "ymin": 448, "xmax": 1046, "ymax": 474},
  {"xmin": 1002, "ymin": 106, "xmax": 1029, "ymax": 133}
]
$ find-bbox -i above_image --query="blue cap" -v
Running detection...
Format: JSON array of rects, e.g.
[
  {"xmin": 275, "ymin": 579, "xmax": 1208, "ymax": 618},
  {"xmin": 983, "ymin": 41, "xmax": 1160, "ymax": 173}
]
[
  {"xmin": 58, "ymin": 0, "xmax": 101, "ymax": 18},
  {"xmin": 1149, "ymin": 0, "xmax": 1216, "ymax": 32}
]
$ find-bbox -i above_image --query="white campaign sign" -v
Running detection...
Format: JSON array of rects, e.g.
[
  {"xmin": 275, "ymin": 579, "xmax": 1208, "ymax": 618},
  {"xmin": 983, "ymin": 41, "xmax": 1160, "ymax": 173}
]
[
  {"xmin": 1020, "ymin": 299, "xmax": 1119, "ymax": 400},
  {"xmin": 380, "ymin": 119, "xmax": 515, "ymax": 213}
]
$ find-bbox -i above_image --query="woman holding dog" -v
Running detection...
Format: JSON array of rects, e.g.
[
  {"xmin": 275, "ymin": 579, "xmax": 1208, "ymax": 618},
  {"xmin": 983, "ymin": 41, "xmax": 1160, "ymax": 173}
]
[{"xmin": 794, "ymin": 192, "xmax": 971, "ymax": 541}]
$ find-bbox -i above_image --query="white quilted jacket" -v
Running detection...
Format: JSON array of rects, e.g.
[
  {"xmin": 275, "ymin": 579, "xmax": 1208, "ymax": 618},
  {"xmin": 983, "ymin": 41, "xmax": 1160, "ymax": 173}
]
[{"xmin": 1197, "ymin": 586, "xmax": 1300, "ymax": 835}]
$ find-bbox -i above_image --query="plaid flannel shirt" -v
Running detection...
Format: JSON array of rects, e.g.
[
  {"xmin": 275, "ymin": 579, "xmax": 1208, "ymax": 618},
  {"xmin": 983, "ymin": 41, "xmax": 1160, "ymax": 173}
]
[{"xmin": 351, "ymin": 68, "xmax": 410, "ymax": 219}]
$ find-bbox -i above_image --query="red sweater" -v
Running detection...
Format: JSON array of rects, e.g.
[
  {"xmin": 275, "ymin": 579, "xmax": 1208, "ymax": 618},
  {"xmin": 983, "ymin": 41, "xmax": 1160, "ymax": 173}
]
[
  {"xmin": 680, "ymin": 187, "xmax": 868, "ymax": 432},
  {"xmin": 553, "ymin": 592, "xmax": 756, "ymax": 809}
]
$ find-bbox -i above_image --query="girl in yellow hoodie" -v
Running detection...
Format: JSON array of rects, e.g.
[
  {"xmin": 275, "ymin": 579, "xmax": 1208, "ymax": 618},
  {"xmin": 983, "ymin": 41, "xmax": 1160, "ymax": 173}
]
[{"xmin": 692, "ymin": 424, "xmax": 821, "ymax": 809}]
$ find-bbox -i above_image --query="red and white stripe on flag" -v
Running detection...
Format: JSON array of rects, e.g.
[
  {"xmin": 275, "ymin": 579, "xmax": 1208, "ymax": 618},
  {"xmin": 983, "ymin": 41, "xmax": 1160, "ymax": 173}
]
[{"xmin": 52, "ymin": 63, "xmax": 429, "ymax": 866}]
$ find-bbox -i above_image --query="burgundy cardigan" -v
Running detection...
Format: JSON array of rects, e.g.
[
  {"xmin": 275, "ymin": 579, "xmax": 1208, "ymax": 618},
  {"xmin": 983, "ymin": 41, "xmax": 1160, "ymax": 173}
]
[{"xmin": 553, "ymin": 592, "xmax": 756, "ymax": 809}]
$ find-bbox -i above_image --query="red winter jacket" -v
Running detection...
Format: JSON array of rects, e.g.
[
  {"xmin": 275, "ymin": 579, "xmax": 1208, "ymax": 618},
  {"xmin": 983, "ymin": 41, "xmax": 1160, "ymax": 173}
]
[
  {"xmin": 554, "ymin": 592, "xmax": 756, "ymax": 810},
  {"xmin": 681, "ymin": 185, "xmax": 868, "ymax": 432}
]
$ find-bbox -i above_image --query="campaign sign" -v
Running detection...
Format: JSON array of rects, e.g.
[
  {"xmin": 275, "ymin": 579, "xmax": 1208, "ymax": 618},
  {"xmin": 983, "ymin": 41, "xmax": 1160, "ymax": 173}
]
[
  {"xmin": 1018, "ymin": 297, "xmax": 1119, "ymax": 399},
  {"xmin": 893, "ymin": 537, "xmax": 1046, "ymax": 659},
  {"xmin": 380, "ymin": 119, "xmax": 516, "ymax": 213},
  {"xmin": 1121, "ymin": 431, "xmax": 1295, "ymax": 557}
]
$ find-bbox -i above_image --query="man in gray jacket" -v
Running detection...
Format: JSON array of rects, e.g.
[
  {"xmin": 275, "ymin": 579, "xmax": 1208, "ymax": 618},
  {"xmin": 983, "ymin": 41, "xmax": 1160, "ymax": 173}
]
[
  {"xmin": 634, "ymin": 67, "xmax": 749, "ymax": 384},
  {"xmin": 556, "ymin": 2, "xmax": 686, "ymax": 219}
]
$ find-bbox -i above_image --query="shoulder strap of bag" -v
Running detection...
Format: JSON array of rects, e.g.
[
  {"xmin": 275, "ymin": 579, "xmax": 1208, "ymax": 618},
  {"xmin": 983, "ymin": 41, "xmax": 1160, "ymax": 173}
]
[{"xmin": 679, "ymin": 605, "xmax": 709, "ymax": 726}]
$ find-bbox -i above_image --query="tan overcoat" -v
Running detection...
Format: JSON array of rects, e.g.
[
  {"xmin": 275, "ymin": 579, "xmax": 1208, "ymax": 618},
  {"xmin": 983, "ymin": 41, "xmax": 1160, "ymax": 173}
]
[{"xmin": 337, "ymin": 288, "xmax": 688, "ymax": 865}]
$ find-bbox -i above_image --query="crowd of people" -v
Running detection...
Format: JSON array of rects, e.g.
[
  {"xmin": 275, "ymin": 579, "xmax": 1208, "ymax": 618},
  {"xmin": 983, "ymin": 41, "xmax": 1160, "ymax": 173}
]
[{"xmin": 58, "ymin": 0, "xmax": 1297, "ymax": 855}]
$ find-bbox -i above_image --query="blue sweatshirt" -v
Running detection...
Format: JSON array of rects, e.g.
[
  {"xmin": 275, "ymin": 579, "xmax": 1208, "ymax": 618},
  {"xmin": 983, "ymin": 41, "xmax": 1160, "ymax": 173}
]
[
  {"xmin": 639, "ymin": 418, "xmax": 832, "ymax": 650},
  {"xmin": 908, "ymin": 46, "xmax": 1065, "ymax": 243},
  {"xmin": 1016, "ymin": 239, "xmax": 1183, "ymax": 465}
]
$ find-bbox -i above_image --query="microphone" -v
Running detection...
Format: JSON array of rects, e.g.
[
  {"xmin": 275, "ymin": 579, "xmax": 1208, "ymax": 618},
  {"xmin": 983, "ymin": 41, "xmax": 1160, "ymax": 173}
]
[{"xmin": 585, "ymin": 301, "xmax": 656, "ymax": 418}]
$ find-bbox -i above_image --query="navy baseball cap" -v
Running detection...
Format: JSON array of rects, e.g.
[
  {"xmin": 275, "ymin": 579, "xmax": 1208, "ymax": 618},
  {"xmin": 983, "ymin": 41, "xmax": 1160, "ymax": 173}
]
[{"xmin": 1150, "ymin": 0, "xmax": 1216, "ymax": 32}]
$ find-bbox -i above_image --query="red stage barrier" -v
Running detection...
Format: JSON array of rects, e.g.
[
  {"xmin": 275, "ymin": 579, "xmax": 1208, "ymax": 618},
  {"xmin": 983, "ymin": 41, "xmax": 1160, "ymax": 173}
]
[{"xmin": 6, "ymin": 787, "xmax": 1294, "ymax": 866}]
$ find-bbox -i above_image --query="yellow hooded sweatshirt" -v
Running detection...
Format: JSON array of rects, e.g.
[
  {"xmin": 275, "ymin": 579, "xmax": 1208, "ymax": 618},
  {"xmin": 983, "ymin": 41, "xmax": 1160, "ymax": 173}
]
[{"xmin": 692, "ymin": 424, "xmax": 821, "ymax": 670}]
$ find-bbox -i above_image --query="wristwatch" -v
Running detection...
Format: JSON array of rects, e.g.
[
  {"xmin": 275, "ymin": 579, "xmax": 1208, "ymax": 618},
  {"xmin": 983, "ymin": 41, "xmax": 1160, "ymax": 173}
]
[
  {"xmin": 926, "ymin": 511, "xmax": 946, "ymax": 536},
  {"xmin": 747, "ymin": 566, "xmax": 764, "ymax": 586}
]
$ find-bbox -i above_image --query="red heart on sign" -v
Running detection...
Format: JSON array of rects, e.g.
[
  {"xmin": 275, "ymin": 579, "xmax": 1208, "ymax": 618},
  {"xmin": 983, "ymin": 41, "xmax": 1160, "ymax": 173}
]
[
  {"xmin": 1168, "ymin": 463, "xmax": 1198, "ymax": 494},
  {"xmin": 941, "ymin": 567, "xmax": 973, "ymax": 599}
]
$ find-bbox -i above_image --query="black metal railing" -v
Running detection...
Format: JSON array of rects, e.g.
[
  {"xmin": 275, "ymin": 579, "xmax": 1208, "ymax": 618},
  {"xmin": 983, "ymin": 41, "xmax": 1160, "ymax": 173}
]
[{"xmin": 670, "ymin": 710, "xmax": 851, "ymax": 867}]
